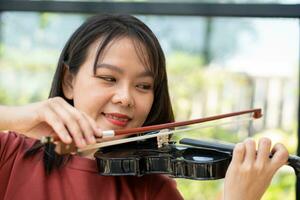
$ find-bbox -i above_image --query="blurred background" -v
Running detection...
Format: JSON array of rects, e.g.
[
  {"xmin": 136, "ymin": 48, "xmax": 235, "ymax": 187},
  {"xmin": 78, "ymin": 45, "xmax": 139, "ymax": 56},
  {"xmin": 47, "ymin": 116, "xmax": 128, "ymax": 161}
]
[{"xmin": 0, "ymin": 0, "xmax": 299, "ymax": 199}]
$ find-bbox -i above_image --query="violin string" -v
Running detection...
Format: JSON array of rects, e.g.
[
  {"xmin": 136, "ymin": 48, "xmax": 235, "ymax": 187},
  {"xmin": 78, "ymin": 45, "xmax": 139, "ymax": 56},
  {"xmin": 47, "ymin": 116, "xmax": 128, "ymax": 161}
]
[
  {"xmin": 170, "ymin": 116, "xmax": 253, "ymax": 133},
  {"xmin": 80, "ymin": 116, "xmax": 254, "ymax": 151},
  {"xmin": 79, "ymin": 115, "xmax": 255, "ymax": 152}
]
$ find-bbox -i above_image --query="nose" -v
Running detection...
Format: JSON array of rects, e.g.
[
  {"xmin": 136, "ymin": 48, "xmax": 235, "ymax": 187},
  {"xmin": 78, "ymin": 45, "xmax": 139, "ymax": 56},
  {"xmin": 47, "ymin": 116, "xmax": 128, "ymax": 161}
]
[{"xmin": 112, "ymin": 85, "xmax": 134, "ymax": 108}]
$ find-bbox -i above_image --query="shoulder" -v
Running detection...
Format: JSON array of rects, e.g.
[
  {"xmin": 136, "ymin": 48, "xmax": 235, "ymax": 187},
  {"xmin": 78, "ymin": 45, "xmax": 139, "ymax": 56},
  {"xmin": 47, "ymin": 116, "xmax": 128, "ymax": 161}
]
[
  {"xmin": 0, "ymin": 131, "xmax": 36, "ymax": 149},
  {"xmin": 0, "ymin": 131, "xmax": 37, "ymax": 166}
]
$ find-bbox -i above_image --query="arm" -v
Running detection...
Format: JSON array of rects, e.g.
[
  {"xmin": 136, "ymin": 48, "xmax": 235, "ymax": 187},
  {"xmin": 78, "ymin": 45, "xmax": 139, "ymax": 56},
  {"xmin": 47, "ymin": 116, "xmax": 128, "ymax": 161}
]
[
  {"xmin": 223, "ymin": 138, "xmax": 289, "ymax": 200},
  {"xmin": 0, "ymin": 103, "xmax": 40, "ymax": 133},
  {"xmin": 0, "ymin": 97, "xmax": 102, "ymax": 148}
]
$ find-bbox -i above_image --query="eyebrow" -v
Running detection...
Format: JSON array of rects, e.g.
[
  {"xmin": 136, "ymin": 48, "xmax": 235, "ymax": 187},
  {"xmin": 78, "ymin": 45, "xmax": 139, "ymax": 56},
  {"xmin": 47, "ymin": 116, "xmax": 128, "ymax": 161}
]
[{"xmin": 96, "ymin": 63, "xmax": 153, "ymax": 78}]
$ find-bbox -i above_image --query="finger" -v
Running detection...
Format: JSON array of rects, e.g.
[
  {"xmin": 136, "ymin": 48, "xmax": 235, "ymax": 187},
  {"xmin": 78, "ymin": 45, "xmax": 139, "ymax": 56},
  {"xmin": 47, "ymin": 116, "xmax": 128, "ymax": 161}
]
[
  {"xmin": 256, "ymin": 137, "xmax": 272, "ymax": 164},
  {"xmin": 271, "ymin": 143, "xmax": 289, "ymax": 170},
  {"xmin": 42, "ymin": 107, "xmax": 72, "ymax": 144},
  {"xmin": 60, "ymin": 100, "xmax": 98, "ymax": 142},
  {"xmin": 78, "ymin": 112, "xmax": 97, "ymax": 144},
  {"xmin": 243, "ymin": 139, "xmax": 256, "ymax": 165},
  {"xmin": 82, "ymin": 112, "xmax": 103, "ymax": 138},
  {"xmin": 231, "ymin": 142, "xmax": 246, "ymax": 164},
  {"xmin": 50, "ymin": 102, "xmax": 86, "ymax": 148}
]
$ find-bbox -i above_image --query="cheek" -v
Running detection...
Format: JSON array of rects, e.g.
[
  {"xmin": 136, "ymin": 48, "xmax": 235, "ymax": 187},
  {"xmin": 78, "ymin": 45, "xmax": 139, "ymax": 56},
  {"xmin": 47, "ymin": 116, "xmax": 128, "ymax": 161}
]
[
  {"xmin": 136, "ymin": 94, "xmax": 154, "ymax": 120},
  {"xmin": 73, "ymin": 87, "xmax": 111, "ymax": 115}
]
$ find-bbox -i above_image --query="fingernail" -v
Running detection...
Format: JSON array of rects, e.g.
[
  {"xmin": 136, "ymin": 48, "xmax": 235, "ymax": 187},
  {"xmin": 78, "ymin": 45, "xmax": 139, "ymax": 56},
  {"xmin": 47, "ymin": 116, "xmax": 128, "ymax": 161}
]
[
  {"xmin": 96, "ymin": 129, "xmax": 103, "ymax": 137},
  {"xmin": 90, "ymin": 136, "xmax": 96, "ymax": 144},
  {"xmin": 65, "ymin": 136, "xmax": 72, "ymax": 143},
  {"xmin": 81, "ymin": 138, "xmax": 87, "ymax": 146}
]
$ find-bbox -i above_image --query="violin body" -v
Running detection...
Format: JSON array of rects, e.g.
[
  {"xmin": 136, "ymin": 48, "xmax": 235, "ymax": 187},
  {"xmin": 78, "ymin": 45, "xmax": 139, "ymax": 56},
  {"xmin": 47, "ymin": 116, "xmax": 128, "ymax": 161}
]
[
  {"xmin": 94, "ymin": 137, "xmax": 300, "ymax": 179},
  {"xmin": 94, "ymin": 140, "xmax": 232, "ymax": 180}
]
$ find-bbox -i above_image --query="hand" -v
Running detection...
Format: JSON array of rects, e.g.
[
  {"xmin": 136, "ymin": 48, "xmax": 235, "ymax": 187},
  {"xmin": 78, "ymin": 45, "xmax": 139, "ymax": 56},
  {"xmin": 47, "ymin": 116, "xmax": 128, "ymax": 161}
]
[
  {"xmin": 223, "ymin": 138, "xmax": 289, "ymax": 200},
  {"xmin": 13, "ymin": 97, "xmax": 102, "ymax": 148}
]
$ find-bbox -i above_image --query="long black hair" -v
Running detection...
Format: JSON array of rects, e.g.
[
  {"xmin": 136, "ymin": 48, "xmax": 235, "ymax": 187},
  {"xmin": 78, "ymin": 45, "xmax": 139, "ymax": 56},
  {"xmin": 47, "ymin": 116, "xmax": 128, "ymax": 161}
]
[{"xmin": 26, "ymin": 14, "xmax": 174, "ymax": 174}]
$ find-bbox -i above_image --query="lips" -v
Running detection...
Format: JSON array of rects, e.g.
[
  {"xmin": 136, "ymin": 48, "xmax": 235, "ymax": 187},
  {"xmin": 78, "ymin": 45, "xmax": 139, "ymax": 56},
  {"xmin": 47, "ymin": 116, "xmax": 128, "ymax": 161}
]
[{"xmin": 102, "ymin": 112, "xmax": 132, "ymax": 127}]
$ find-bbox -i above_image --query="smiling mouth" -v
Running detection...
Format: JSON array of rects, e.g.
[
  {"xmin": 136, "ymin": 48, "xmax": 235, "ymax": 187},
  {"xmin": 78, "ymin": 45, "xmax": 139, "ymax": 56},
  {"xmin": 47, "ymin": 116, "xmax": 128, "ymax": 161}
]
[{"xmin": 102, "ymin": 112, "xmax": 131, "ymax": 127}]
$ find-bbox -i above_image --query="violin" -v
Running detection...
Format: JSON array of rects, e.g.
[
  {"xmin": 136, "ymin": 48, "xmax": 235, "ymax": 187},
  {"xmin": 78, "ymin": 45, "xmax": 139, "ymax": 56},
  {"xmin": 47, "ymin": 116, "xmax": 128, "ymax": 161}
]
[
  {"xmin": 43, "ymin": 108, "xmax": 300, "ymax": 179},
  {"xmin": 94, "ymin": 137, "xmax": 300, "ymax": 180}
]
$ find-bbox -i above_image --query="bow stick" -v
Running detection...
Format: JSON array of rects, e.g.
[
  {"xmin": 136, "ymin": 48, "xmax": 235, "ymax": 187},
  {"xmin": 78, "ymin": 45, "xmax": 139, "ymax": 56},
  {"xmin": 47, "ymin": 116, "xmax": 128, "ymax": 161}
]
[
  {"xmin": 45, "ymin": 108, "xmax": 262, "ymax": 154},
  {"xmin": 99, "ymin": 108, "xmax": 262, "ymax": 138}
]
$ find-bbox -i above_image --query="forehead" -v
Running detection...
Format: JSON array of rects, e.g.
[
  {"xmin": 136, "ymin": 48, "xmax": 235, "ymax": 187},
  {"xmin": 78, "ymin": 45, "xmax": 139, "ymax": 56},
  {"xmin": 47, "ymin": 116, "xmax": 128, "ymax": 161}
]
[{"xmin": 87, "ymin": 37, "xmax": 152, "ymax": 73}]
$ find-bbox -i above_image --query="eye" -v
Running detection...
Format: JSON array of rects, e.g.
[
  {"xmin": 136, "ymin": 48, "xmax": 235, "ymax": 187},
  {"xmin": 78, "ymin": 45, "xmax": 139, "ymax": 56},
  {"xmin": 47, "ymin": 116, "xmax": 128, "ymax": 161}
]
[
  {"xmin": 96, "ymin": 76, "xmax": 116, "ymax": 82},
  {"xmin": 136, "ymin": 84, "xmax": 152, "ymax": 91}
]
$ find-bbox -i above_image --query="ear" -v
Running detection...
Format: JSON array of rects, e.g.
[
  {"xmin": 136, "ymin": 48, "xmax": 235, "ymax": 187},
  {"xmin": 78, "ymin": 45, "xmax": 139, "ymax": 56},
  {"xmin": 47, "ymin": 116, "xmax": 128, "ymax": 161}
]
[{"xmin": 62, "ymin": 64, "xmax": 75, "ymax": 100}]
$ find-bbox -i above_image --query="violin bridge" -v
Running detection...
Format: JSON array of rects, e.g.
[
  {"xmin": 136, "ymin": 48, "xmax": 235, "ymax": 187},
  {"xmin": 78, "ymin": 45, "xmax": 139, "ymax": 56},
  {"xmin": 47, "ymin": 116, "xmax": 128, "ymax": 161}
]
[{"xmin": 157, "ymin": 129, "xmax": 170, "ymax": 148}]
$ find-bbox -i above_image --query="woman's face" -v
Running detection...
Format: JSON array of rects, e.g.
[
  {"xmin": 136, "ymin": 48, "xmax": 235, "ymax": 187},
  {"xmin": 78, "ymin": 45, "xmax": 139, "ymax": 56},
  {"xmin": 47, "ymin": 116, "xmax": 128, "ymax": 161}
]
[{"xmin": 68, "ymin": 37, "xmax": 154, "ymax": 130}]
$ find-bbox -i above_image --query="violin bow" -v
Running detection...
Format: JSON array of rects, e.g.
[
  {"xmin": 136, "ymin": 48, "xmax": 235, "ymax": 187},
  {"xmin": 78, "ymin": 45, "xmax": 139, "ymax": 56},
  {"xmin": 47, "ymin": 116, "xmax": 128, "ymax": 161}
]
[
  {"xmin": 40, "ymin": 108, "xmax": 261, "ymax": 172},
  {"xmin": 77, "ymin": 108, "xmax": 262, "ymax": 152},
  {"xmin": 99, "ymin": 108, "xmax": 262, "ymax": 138},
  {"xmin": 43, "ymin": 108, "xmax": 261, "ymax": 154}
]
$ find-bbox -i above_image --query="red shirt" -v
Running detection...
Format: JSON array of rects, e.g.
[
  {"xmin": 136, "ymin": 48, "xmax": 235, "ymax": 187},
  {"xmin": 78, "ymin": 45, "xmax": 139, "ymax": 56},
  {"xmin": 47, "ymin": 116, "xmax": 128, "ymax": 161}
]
[{"xmin": 0, "ymin": 132, "xmax": 183, "ymax": 200}]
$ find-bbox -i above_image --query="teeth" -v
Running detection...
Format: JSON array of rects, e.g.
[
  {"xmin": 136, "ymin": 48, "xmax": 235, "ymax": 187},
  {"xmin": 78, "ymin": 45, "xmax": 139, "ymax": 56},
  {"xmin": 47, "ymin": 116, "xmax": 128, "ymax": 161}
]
[{"xmin": 106, "ymin": 114, "xmax": 129, "ymax": 122}]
